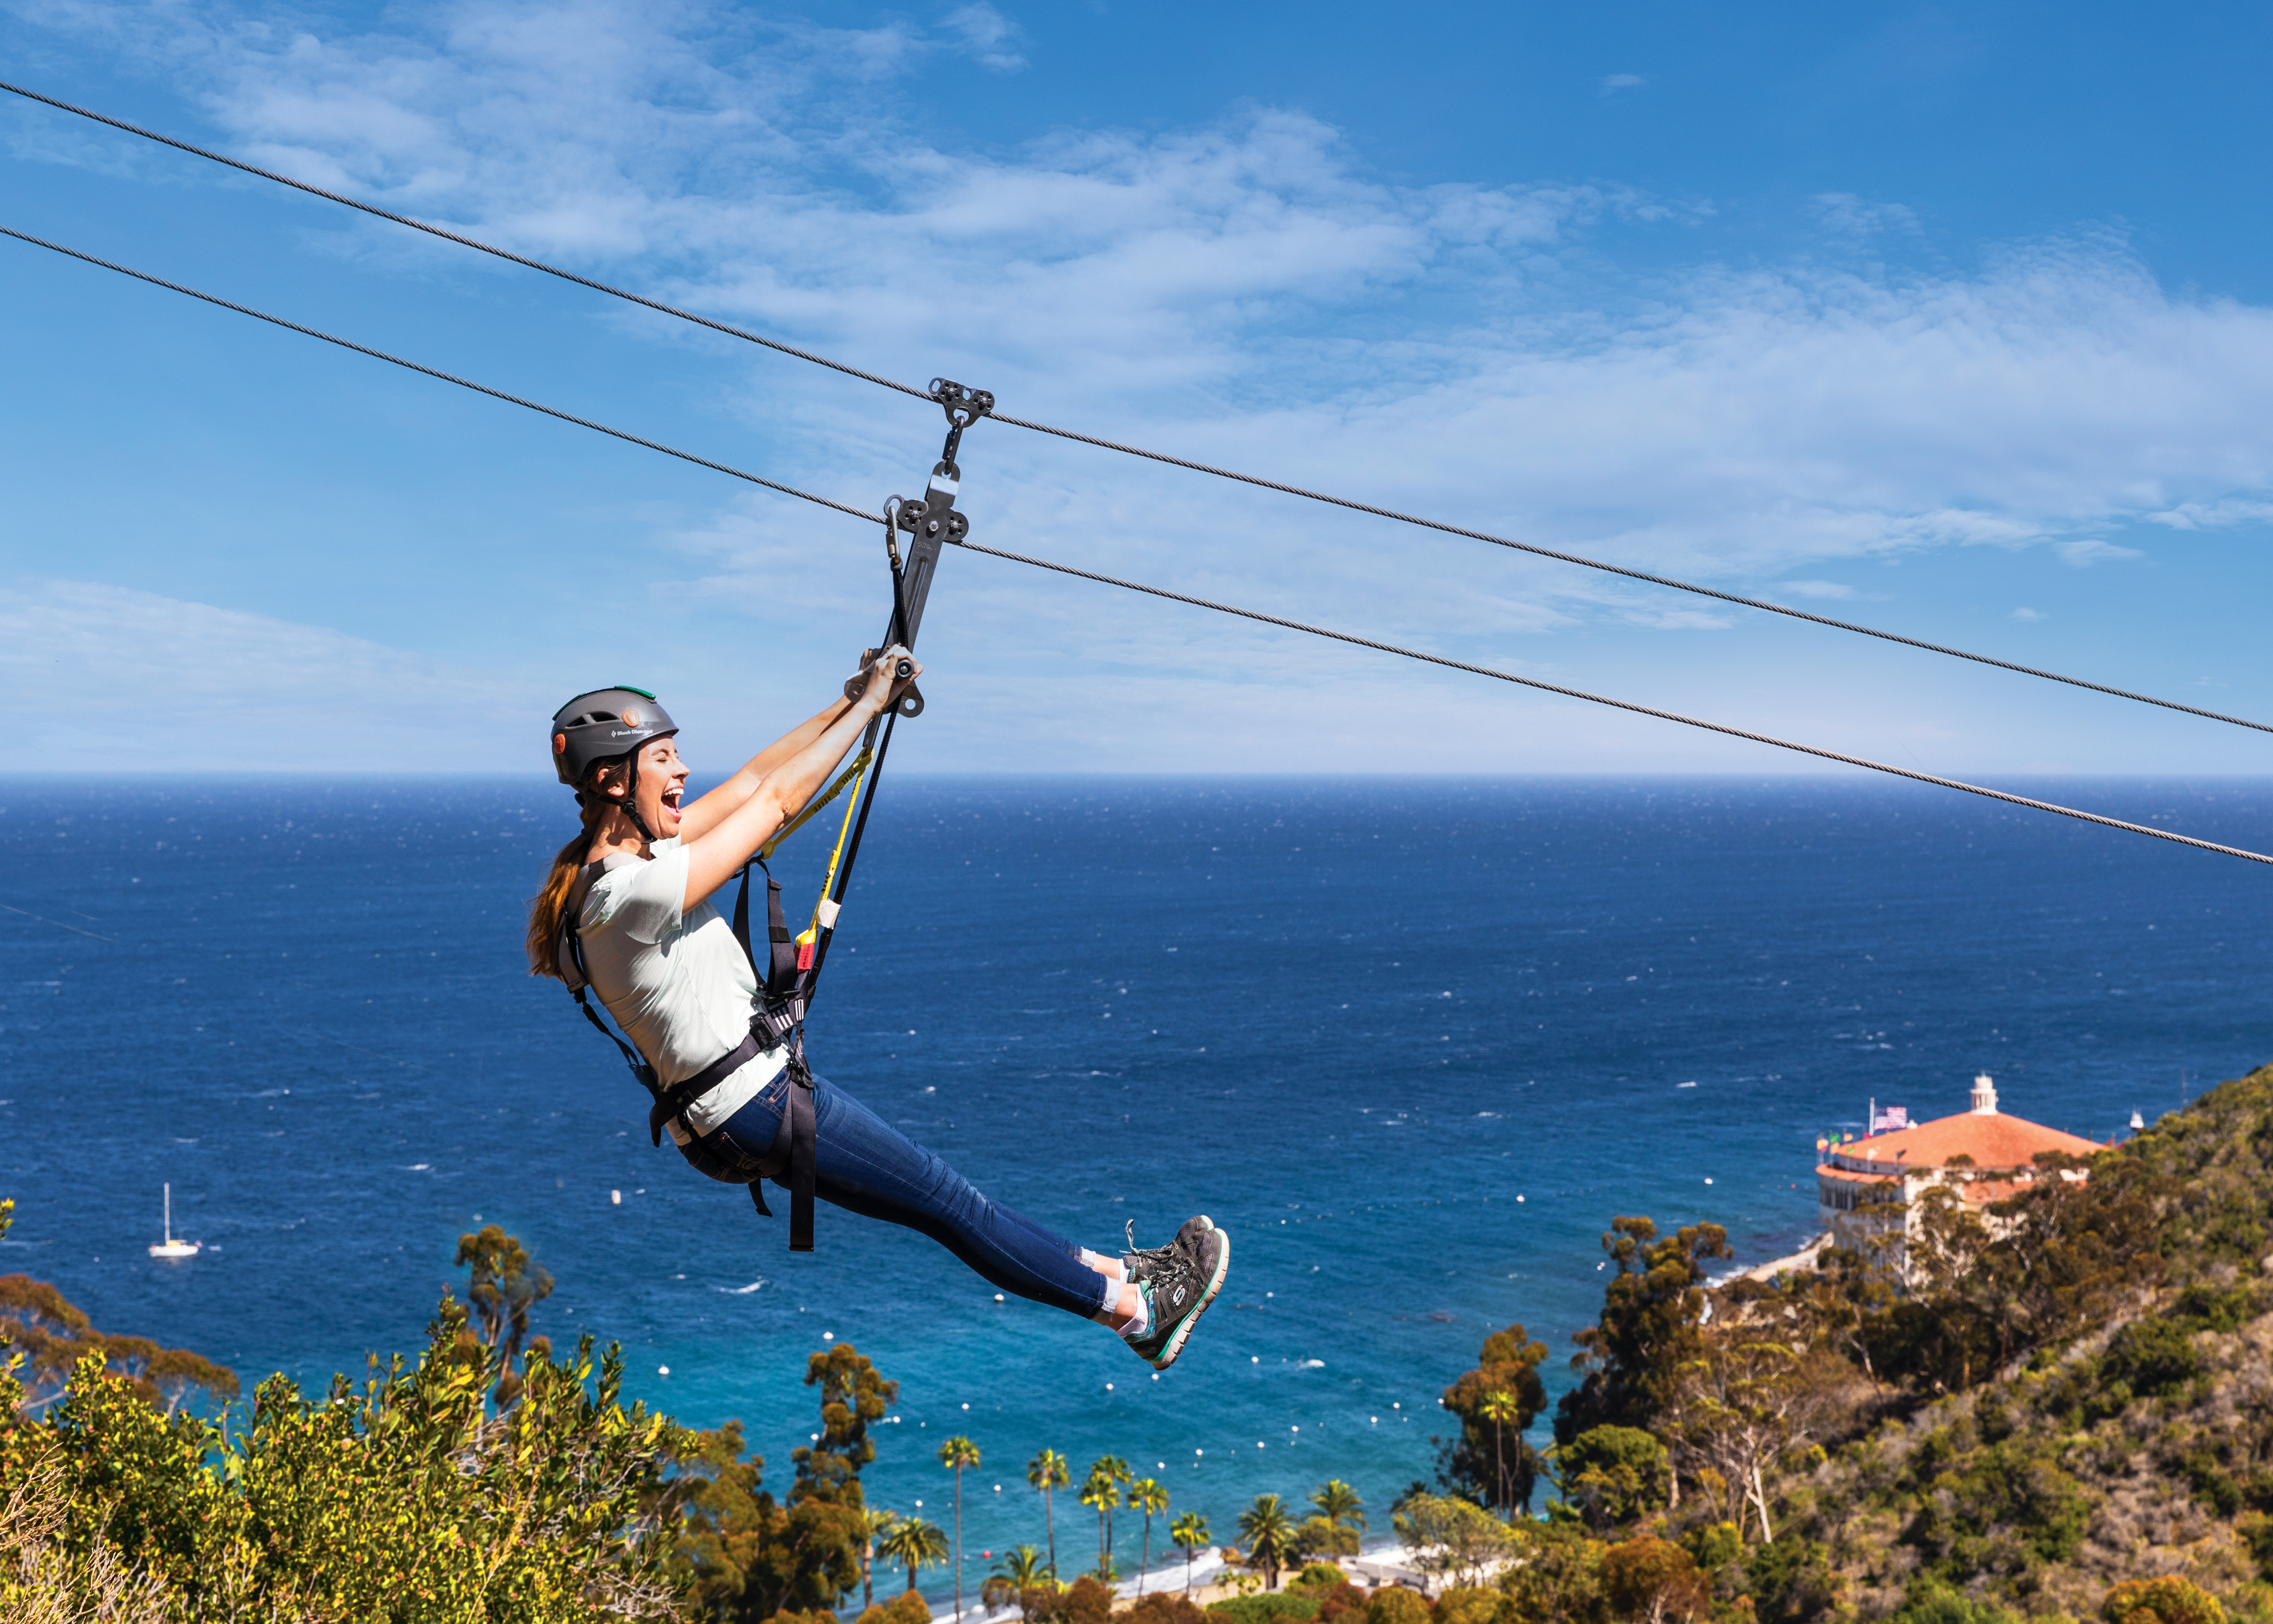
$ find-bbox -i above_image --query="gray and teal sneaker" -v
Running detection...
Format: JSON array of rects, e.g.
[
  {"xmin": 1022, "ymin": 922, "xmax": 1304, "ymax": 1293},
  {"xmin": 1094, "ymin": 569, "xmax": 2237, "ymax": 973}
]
[
  {"xmin": 1123, "ymin": 1216, "xmax": 1212, "ymax": 1286},
  {"xmin": 1124, "ymin": 1221, "xmax": 1230, "ymax": 1371}
]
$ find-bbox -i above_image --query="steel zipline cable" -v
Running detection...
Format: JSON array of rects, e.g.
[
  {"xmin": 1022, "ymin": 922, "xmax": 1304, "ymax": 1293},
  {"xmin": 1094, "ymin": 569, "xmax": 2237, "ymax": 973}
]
[
  {"xmin": 6, "ymin": 75, "xmax": 2269, "ymax": 740},
  {"xmin": 5, "ymin": 222, "xmax": 2267, "ymax": 871}
]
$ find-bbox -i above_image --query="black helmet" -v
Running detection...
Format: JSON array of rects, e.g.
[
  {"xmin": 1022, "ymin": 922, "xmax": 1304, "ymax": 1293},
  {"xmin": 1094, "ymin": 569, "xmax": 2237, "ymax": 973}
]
[{"xmin": 551, "ymin": 687, "xmax": 678, "ymax": 786}]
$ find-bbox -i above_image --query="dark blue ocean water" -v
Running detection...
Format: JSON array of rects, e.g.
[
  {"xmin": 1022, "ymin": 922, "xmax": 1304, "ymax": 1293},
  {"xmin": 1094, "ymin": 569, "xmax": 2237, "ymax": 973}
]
[{"xmin": 3, "ymin": 777, "xmax": 2269, "ymax": 1589}]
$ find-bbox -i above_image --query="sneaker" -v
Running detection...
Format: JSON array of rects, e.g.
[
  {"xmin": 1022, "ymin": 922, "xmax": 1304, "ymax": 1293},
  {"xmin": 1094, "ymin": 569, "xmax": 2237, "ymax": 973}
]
[
  {"xmin": 1123, "ymin": 1216, "xmax": 1213, "ymax": 1287},
  {"xmin": 1124, "ymin": 1223, "xmax": 1230, "ymax": 1372}
]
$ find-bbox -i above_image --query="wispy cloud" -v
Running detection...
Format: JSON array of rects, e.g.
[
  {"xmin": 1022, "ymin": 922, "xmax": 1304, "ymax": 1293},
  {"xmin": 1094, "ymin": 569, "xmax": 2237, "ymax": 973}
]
[
  {"xmin": 941, "ymin": 3, "xmax": 1027, "ymax": 72},
  {"xmin": 1599, "ymin": 73, "xmax": 1645, "ymax": 94},
  {"xmin": 0, "ymin": 580, "xmax": 542, "ymax": 769},
  {"xmin": 2055, "ymin": 539, "xmax": 2143, "ymax": 567},
  {"xmin": 2010, "ymin": 606, "xmax": 2045, "ymax": 621},
  {"xmin": 1811, "ymin": 192, "xmax": 1922, "ymax": 238},
  {"xmin": 1777, "ymin": 580, "xmax": 1857, "ymax": 601}
]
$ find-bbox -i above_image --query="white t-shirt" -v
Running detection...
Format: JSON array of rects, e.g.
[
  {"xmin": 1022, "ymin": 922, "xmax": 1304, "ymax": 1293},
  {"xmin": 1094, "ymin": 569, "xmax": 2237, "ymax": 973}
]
[{"xmin": 576, "ymin": 837, "xmax": 784, "ymax": 1138}]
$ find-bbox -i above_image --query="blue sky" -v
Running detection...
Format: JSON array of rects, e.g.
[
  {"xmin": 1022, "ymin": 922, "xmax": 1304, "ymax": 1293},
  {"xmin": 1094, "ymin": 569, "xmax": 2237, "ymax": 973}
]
[{"xmin": 4, "ymin": 1, "xmax": 2273, "ymax": 776}]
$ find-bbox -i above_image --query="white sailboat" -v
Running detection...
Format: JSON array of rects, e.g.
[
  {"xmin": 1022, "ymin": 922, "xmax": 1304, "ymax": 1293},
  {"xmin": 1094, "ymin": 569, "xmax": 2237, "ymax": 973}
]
[{"xmin": 148, "ymin": 1183, "xmax": 199, "ymax": 1259}]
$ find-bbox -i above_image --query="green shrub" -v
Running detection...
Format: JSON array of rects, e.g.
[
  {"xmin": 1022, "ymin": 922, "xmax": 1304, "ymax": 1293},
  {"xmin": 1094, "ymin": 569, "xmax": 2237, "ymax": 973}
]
[
  {"xmin": 1363, "ymin": 1587, "xmax": 1432, "ymax": 1624},
  {"xmin": 1209, "ymin": 1594, "xmax": 1322, "ymax": 1624},
  {"xmin": 2104, "ymin": 1318, "xmax": 2203, "ymax": 1400},
  {"xmin": 1290, "ymin": 1563, "xmax": 1350, "ymax": 1593},
  {"xmin": 1891, "ymin": 1576, "xmax": 2025, "ymax": 1624},
  {"xmin": 2101, "ymin": 1576, "xmax": 2226, "ymax": 1624}
]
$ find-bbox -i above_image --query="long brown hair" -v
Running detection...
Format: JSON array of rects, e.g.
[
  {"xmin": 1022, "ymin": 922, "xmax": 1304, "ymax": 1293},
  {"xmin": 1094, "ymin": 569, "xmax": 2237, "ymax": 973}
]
[{"xmin": 525, "ymin": 759, "xmax": 632, "ymax": 978}]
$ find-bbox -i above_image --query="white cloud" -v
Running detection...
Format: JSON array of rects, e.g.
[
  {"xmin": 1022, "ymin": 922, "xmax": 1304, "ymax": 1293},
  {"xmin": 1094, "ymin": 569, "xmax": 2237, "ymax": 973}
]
[
  {"xmin": 1600, "ymin": 73, "xmax": 1645, "ymax": 94},
  {"xmin": 1811, "ymin": 193, "xmax": 1922, "ymax": 238},
  {"xmin": 1776, "ymin": 580, "xmax": 1856, "ymax": 601},
  {"xmin": 0, "ymin": 579, "xmax": 544, "ymax": 769},
  {"xmin": 2010, "ymin": 606, "xmax": 2045, "ymax": 621},
  {"xmin": 2055, "ymin": 539, "xmax": 2143, "ymax": 567},
  {"xmin": 941, "ymin": 3, "xmax": 1026, "ymax": 72},
  {"xmin": 2147, "ymin": 498, "xmax": 2273, "ymax": 531}
]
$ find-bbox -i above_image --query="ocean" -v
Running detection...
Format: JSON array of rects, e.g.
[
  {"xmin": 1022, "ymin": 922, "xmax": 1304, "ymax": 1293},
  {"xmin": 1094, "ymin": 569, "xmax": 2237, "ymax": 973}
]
[{"xmin": 2, "ymin": 776, "xmax": 2268, "ymax": 1592}]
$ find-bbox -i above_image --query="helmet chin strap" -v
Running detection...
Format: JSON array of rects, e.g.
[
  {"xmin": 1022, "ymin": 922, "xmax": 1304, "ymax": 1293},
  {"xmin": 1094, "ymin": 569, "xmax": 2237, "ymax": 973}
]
[{"xmin": 618, "ymin": 749, "xmax": 658, "ymax": 845}]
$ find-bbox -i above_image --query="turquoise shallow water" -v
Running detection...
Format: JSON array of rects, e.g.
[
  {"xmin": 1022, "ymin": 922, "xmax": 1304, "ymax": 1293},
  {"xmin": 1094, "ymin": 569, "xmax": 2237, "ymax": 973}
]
[{"xmin": 2, "ymin": 776, "xmax": 2268, "ymax": 1593}]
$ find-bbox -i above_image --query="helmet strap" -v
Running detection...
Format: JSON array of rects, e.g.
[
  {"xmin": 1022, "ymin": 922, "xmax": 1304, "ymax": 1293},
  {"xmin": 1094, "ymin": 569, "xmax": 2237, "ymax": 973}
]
[{"xmin": 619, "ymin": 748, "xmax": 657, "ymax": 845}]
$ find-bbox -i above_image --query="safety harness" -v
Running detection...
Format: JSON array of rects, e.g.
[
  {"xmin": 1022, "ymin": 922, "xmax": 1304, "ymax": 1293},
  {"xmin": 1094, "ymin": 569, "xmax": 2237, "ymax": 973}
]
[{"xmin": 554, "ymin": 379, "xmax": 990, "ymax": 1252}]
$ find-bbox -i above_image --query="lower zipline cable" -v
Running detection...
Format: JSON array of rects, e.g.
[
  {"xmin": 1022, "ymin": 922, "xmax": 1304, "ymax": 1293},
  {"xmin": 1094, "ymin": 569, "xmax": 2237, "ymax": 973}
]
[{"xmin": 7, "ymin": 221, "xmax": 2268, "ymax": 869}]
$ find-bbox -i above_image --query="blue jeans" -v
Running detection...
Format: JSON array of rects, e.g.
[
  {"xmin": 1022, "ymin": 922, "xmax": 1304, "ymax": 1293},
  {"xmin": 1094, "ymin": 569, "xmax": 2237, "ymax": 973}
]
[{"xmin": 679, "ymin": 1068, "xmax": 1113, "ymax": 1318}]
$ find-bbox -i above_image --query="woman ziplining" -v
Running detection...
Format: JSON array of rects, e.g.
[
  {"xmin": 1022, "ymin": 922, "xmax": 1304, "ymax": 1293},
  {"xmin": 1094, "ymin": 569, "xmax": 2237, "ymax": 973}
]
[{"xmin": 522, "ymin": 656, "xmax": 1232, "ymax": 1371}]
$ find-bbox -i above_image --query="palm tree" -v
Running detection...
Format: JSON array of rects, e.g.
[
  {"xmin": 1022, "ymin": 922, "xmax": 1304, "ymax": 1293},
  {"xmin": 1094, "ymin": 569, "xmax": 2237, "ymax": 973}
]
[
  {"xmin": 984, "ymin": 1545, "xmax": 1054, "ymax": 1620},
  {"xmin": 1129, "ymin": 1478, "xmax": 1169, "ymax": 1594},
  {"xmin": 1171, "ymin": 1511, "xmax": 1211, "ymax": 1594},
  {"xmin": 863, "ymin": 1507, "xmax": 903, "ymax": 1611},
  {"xmin": 1310, "ymin": 1478, "xmax": 1367, "ymax": 1540},
  {"xmin": 1080, "ymin": 1458, "xmax": 1126, "ymax": 1579},
  {"xmin": 1027, "ymin": 1448, "xmax": 1071, "ymax": 1578},
  {"xmin": 940, "ymin": 1435, "xmax": 984, "ymax": 1620},
  {"xmin": 1476, "ymin": 1389, "xmax": 1521, "ymax": 1513},
  {"xmin": 881, "ymin": 1517, "xmax": 950, "ymax": 1594},
  {"xmin": 1236, "ymin": 1493, "xmax": 1296, "ymax": 1591}
]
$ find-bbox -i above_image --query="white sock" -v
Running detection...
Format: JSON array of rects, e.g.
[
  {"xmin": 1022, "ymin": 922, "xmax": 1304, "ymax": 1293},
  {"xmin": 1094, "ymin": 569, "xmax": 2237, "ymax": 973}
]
[
  {"xmin": 1119, "ymin": 1287, "xmax": 1152, "ymax": 1341},
  {"xmin": 1090, "ymin": 1251, "xmax": 1127, "ymax": 1282}
]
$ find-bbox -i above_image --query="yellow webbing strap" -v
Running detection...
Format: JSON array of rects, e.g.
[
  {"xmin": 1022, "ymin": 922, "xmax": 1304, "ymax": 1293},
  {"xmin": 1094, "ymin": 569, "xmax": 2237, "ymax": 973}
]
[
  {"xmin": 757, "ymin": 748, "xmax": 872, "ymax": 863},
  {"xmin": 802, "ymin": 746, "xmax": 875, "ymax": 943}
]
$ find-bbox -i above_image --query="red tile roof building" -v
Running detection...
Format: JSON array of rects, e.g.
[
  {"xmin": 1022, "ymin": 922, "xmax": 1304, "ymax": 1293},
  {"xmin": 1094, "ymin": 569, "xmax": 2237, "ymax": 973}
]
[{"xmin": 1815, "ymin": 1073, "xmax": 2106, "ymax": 1273}]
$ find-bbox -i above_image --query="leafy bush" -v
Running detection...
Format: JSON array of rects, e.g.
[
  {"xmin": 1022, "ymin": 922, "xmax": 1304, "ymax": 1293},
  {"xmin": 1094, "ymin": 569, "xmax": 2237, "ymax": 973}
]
[
  {"xmin": 2103, "ymin": 1318, "xmax": 2202, "ymax": 1400},
  {"xmin": 1430, "ymin": 1585, "xmax": 1503, "ymax": 1624},
  {"xmin": 1127, "ymin": 1593, "xmax": 1211, "ymax": 1624},
  {"xmin": 1363, "ymin": 1587, "xmax": 1431, "ymax": 1624},
  {"xmin": 2101, "ymin": 1576, "xmax": 2227, "ymax": 1624},
  {"xmin": 1890, "ymin": 1576, "xmax": 2025, "ymax": 1624},
  {"xmin": 1209, "ymin": 1593, "xmax": 1320, "ymax": 1624},
  {"xmin": 1289, "ymin": 1563, "xmax": 1350, "ymax": 1593},
  {"xmin": 1, "ymin": 1304, "xmax": 684, "ymax": 1622}
]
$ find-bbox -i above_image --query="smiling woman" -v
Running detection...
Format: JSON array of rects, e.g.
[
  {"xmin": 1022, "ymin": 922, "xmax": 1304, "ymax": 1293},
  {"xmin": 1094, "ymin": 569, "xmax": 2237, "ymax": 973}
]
[{"xmin": 522, "ymin": 660, "xmax": 1232, "ymax": 1373}]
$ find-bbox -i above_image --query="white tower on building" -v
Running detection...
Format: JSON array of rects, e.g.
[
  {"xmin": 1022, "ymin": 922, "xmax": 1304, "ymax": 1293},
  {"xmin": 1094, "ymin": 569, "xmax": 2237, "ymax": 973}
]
[{"xmin": 1969, "ymin": 1072, "xmax": 2000, "ymax": 1115}]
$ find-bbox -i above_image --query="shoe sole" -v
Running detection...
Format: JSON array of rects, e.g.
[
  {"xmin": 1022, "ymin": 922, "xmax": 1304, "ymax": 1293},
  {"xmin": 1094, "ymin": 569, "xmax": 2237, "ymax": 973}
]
[{"xmin": 1148, "ymin": 1227, "xmax": 1231, "ymax": 1372}]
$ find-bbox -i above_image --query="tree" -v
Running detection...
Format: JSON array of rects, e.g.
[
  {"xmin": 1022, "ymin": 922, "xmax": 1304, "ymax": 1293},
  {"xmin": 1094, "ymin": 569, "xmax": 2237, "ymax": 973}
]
[
  {"xmin": 1671, "ymin": 1339, "xmax": 1844, "ymax": 1544},
  {"xmin": 1130, "ymin": 1477, "xmax": 1169, "ymax": 1593},
  {"xmin": 1556, "ymin": 1218, "xmax": 1730, "ymax": 1446},
  {"xmin": 862, "ymin": 1507, "xmax": 901, "ymax": 1611},
  {"xmin": 1028, "ymin": 1448, "xmax": 1071, "ymax": 1578},
  {"xmin": 881, "ymin": 1516, "xmax": 949, "ymax": 1593},
  {"xmin": 1311, "ymin": 1480, "xmax": 1366, "ymax": 1538},
  {"xmin": 1236, "ymin": 1493, "xmax": 1296, "ymax": 1589},
  {"xmin": 1080, "ymin": 1456, "xmax": 1129, "ymax": 1579},
  {"xmin": 1550, "ymin": 1426, "xmax": 1668, "ymax": 1532},
  {"xmin": 2101, "ymin": 1576, "xmax": 2226, "ymax": 1624},
  {"xmin": 0, "ymin": 1269, "xmax": 238, "ymax": 1417},
  {"xmin": 1170, "ymin": 1511, "xmax": 1210, "ymax": 1593},
  {"xmin": 453, "ymin": 1224, "xmax": 554, "ymax": 1406},
  {"xmin": 939, "ymin": 1434, "xmax": 982, "ymax": 1620},
  {"xmin": 1438, "ymin": 1324, "xmax": 1550, "ymax": 1511},
  {"xmin": 3, "ymin": 1297, "xmax": 687, "ymax": 1620},
  {"xmin": 988, "ymin": 1545, "xmax": 1056, "ymax": 1620},
  {"xmin": 1599, "ymin": 1536, "xmax": 1710, "ymax": 1624},
  {"xmin": 702, "ymin": 1340, "xmax": 900, "ymax": 1619},
  {"xmin": 1392, "ymin": 1493, "xmax": 1517, "ymax": 1589}
]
